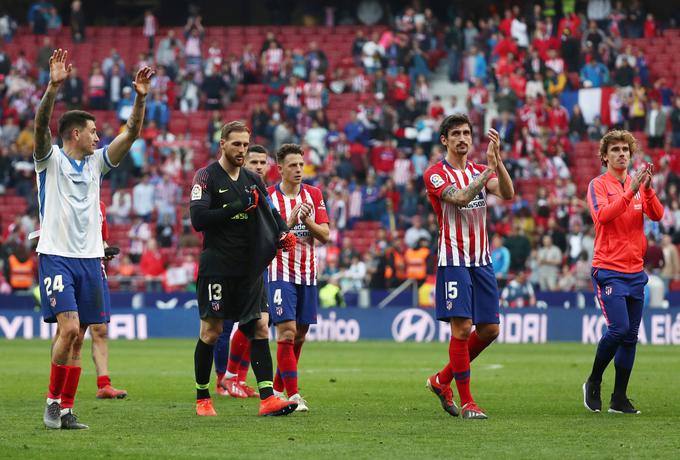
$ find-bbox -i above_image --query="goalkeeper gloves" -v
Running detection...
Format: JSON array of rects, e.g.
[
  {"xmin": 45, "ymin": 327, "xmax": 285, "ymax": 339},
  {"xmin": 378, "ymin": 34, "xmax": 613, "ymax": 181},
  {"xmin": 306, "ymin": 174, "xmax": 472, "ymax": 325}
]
[
  {"xmin": 244, "ymin": 185, "xmax": 259, "ymax": 212},
  {"xmin": 277, "ymin": 232, "xmax": 297, "ymax": 252}
]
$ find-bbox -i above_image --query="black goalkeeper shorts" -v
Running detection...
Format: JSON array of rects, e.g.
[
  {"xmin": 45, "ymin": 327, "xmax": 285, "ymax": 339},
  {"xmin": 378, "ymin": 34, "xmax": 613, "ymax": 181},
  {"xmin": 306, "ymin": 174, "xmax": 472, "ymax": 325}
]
[{"xmin": 196, "ymin": 275, "xmax": 268, "ymax": 324}]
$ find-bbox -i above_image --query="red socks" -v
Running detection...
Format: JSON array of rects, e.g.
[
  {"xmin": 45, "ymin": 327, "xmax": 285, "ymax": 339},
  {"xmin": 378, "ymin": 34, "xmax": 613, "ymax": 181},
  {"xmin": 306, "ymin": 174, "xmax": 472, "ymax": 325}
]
[
  {"xmin": 48, "ymin": 363, "xmax": 69, "ymax": 399},
  {"xmin": 216, "ymin": 372, "xmax": 225, "ymax": 384},
  {"xmin": 450, "ymin": 337, "xmax": 473, "ymax": 406},
  {"xmin": 437, "ymin": 363, "xmax": 454, "ymax": 386},
  {"xmin": 237, "ymin": 345, "xmax": 251, "ymax": 382},
  {"xmin": 61, "ymin": 366, "xmax": 82, "ymax": 410},
  {"xmin": 97, "ymin": 375, "xmax": 112, "ymax": 389},
  {"xmin": 468, "ymin": 331, "xmax": 490, "ymax": 362},
  {"xmin": 293, "ymin": 341, "xmax": 304, "ymax": 362},
  {"xmin": 274, "ymin": 340, "xmax": 298, "ymax": 396},
  {"xmin": 437, "ymin": 331, "xmax": 492, "ymax": 386},
  {"xmin": 227, "ymin": 329, "xmax": 250, "ymax": 376}
]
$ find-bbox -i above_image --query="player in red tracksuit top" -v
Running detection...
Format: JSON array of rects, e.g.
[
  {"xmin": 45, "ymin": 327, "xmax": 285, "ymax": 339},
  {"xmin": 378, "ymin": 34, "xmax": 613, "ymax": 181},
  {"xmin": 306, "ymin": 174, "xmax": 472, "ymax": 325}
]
[{"xmin": 583, "ymin": 130, "xmax": 663, "ymax": 415}]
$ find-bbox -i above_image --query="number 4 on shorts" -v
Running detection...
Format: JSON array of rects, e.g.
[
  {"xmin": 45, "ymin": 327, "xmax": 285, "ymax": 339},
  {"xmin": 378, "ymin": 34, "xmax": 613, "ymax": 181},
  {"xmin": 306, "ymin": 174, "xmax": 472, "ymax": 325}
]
[{"xmin": 273, "ymin": 288, "xmax": 282, "ymax": 305}]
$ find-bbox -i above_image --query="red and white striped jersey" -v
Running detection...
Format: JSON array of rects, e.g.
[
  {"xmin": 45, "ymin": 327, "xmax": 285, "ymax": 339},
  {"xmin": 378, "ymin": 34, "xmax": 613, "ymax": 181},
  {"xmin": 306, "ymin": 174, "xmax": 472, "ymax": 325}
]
[
  {"xmin": 283, "ymin": 83, "xmax": 303, "ymax": 108},
  {"xmin": 393, "ymin": 158, "xmax": 413, "ymax": 186},
  {"xmin": 268, "ymin": 183, "xmax": 329, "ymax": 285},
  {"xmin": 264, "ymin": 48, "xmax": 284, "ymax": 73},
  {"xmin": 303, "ymin": 82, "xmax": 324, "ymax": 111},
  {"xmin": 424, "ymin": 160, "xmax": 496, "ymax": 267}
]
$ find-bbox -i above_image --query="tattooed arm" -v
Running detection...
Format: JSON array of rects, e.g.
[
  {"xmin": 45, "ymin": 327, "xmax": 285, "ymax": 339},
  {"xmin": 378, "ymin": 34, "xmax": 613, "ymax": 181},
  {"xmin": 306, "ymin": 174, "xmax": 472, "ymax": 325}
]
[
  {"xmin": 33, "ymin": 85, "xmax": 59, "ymax": 161},
  {"xmin": 440, "ymin": 168, "xmax": 494, "ymax": 207},
  {"xmin": 34, "ymin": 49, "xmax": 72, "ymax": 161},
  {"xmin": 107, "ymin": 67, "xmax": 155, "ymax": 166}
]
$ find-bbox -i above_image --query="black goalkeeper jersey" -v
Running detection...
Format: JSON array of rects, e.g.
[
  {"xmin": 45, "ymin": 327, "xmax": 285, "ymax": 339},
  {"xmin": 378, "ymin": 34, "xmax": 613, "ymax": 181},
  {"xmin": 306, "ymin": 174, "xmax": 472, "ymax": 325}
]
[{"xmin": 190, "ymin": 161, "xmax": 266, "ymax": 277}]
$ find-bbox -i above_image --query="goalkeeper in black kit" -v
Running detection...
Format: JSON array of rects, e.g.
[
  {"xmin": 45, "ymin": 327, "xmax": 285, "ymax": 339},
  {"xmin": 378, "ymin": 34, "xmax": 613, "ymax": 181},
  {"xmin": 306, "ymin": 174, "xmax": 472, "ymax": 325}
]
[{"xmin": 190, "ymin": 121, "xmax": 297, "ymax": 417}]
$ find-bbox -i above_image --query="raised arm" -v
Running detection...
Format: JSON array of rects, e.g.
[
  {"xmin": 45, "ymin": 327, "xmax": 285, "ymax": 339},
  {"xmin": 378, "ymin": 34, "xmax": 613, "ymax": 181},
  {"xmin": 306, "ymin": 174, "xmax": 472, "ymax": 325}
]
[
  {"xmin": 441, "ymin": 129, "xmax": 507, "ymax": 207},
  {"xmin": 107, "ymin": 67, "xmax": 155, "ymax": 166},
  {"xmin": 440, "ymin": 169, "xmax": 494, "ymax": 207},
  {"xmin": 485, "ymin": 129, "xmax": 515, "ymax": 200},
  {"xmin": 641, "ymin": 165, "xmax": 664, "ymax": 222},
  {"xmin": 587, "ymin": 167, "xmax": 648, "ymax": 225},
  {"xmin": 34, "ymin": 49, "xmax": 72, "ymax": 160}
]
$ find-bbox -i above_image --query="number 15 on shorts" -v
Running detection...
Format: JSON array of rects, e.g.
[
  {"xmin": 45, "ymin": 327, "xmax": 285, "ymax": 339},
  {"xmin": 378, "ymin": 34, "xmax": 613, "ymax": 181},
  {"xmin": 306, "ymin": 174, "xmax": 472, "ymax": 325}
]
[{"xmin": 446, "ymin": 281, "xmax": 458, "ymax": 299}]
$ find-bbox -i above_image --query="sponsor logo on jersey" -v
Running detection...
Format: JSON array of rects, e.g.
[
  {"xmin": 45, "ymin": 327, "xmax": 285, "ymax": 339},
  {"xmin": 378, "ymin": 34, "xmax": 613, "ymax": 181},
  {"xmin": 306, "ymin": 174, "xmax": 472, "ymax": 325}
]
[
  {"xmin": 231, "ymin": 213, "xmax": 248, "ymax": 220},
  {"xmin": 291, "ymin": 223, "xmax": 310, "ymax": 238},
  {"xmin": 218, "ymin": 188, "xmax": 229, "ymax": 193},
  {"xmin": 191, "ymin": 184, "xmax": 202, "ymax": 201},
  {"xmin": 430, "ymin": 174, "xmax": 445, "ymax": 189},
  {"xmin": 463, "ymin": 195, "xmax": 485, "ymax": 209}
]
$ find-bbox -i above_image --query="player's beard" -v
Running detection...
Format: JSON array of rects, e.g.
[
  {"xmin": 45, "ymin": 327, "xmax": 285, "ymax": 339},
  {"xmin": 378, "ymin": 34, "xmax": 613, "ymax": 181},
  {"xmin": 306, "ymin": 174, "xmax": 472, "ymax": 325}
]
[
  {"xmin": 454, "ymin": 142, "xmax": 469, "ymax": 155},
  {"xmin": 225, "ymin": 152, "xmax": 245, "ymax": 168}
]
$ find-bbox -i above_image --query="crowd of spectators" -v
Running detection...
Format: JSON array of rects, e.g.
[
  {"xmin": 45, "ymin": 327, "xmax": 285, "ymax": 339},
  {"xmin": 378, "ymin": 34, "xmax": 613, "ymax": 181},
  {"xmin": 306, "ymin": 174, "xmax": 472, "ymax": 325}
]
[{"xmin": 0, "ymin": 1, "xmax": 679, "ymax": 305}]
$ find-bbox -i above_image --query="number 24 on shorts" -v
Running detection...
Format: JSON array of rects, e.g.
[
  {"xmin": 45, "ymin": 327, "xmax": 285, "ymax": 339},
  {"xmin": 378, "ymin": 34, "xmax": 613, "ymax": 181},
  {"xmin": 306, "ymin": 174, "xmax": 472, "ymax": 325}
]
[{"xmin": 44, "ymin": 275, "xmax": 65, "ymax": 296}]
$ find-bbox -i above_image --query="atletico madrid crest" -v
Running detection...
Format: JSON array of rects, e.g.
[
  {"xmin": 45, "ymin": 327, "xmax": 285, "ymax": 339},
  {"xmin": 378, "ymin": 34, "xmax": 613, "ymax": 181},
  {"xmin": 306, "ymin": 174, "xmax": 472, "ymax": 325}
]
[{"xmin": 605, "ymin": 286, "xmax": 612, "ymax": 296}]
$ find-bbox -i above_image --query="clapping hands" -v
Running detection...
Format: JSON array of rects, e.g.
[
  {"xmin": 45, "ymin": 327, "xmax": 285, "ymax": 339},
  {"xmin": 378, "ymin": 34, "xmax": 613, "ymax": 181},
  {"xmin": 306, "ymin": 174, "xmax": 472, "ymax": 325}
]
[{"xmin": 631, "ymin": 163, "xmax": 653, "ymax": 193}]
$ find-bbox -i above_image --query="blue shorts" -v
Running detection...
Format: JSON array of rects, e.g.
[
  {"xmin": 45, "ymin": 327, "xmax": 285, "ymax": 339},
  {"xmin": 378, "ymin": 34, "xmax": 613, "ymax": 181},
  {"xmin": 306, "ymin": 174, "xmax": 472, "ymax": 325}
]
[
  {"xmin": 268, "ymin": 280, "xmax": 318, "ymax": 325},
  {"xmin": 102, "ymin": 269, "xmax": 111, "ymax": 323},
  {"xmin": 39, "ymin": 254, "xmax": 106, "ymax": 324},
  {"xmin": 435, "ymin": 264, "xmax": 500, "ymax": 324}
]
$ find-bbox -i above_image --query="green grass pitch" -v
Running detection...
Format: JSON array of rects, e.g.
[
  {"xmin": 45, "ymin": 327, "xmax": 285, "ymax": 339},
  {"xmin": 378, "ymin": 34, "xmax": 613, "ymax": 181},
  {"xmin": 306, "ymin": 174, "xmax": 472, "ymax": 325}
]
[{"xmin": 1, "ymin": 340, "xmax": 678, "ymax": 459}]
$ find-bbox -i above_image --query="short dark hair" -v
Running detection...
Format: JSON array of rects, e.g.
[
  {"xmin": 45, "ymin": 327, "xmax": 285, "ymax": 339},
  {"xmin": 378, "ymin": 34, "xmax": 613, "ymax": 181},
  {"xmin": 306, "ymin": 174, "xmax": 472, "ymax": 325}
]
[
  {"xmin": 439, "ymin": 113, "xmax": 473, "ymax": 139},
  {"xmin": 247, "ymin": 144, "xmax": 268, "ymax": 156},
  {"xmin": 220, "ymin": 120, "xmax": 250, "ymax": 140},
  {"xmin": 58, "ymin": 110, "xmax": 96, "ymax": 140},
  {"xmin": 276, "ymin": 143, "xmax": 303, "ymax": 163}
]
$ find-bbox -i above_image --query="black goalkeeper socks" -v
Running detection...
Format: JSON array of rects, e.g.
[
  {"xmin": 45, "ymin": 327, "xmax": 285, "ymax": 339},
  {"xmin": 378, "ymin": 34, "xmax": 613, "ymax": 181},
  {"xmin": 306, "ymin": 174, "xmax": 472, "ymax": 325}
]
[
  {"xmin": 249, "ymin": 339, "xmax": 274, "ymax": 400},
  {"xmin": 194, "ymin": 339, "xmax": 214, "ymax": 400}
]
